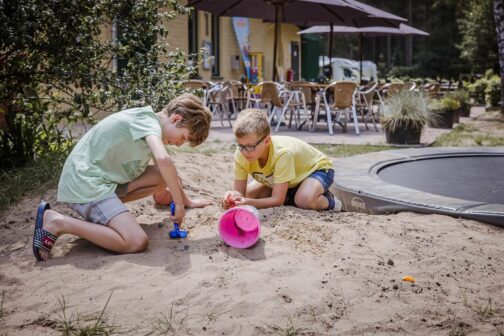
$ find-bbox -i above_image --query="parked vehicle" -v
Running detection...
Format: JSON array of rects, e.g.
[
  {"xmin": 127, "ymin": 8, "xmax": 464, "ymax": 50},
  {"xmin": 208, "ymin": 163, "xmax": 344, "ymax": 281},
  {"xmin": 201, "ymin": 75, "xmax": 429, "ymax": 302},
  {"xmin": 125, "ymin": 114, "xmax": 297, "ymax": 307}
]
[{"xmin": 318, "ymin": 57, "xmax": 377, "ymax": 82}]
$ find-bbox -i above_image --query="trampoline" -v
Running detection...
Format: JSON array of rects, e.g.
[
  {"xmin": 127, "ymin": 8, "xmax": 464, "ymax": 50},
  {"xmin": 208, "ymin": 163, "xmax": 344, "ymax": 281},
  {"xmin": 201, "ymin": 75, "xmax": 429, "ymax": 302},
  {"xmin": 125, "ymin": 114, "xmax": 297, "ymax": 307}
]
[{"xmin": 331, "ymin": 147, "xmax": 504, "ymax": 227}]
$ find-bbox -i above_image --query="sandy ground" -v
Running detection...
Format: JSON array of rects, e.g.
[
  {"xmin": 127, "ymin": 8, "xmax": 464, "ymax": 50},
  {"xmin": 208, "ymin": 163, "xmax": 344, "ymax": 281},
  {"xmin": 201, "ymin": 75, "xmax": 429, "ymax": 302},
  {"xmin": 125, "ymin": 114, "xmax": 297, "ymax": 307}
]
[{"xmin": 0, "ymin": 109, "xmax": 503, "ymax": 335}]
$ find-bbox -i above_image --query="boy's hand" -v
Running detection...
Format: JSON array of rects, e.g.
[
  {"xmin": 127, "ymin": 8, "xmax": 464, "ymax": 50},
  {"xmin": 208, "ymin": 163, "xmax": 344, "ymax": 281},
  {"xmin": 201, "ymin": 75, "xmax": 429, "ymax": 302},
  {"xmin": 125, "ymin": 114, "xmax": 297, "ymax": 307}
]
[
  {"xmin": 185, "ymin": 198, "xmax": 213, "ymax": 208},
  {"xmin": 232, "ymin": 196, "xmax": 248, "ymax": 207},
  {"xmin": 171, "ymin": 203, "xmax": 185, "ymax": 225},
  {"xmin": 222, "ymin": 191, "xmax": 242, "ymax": 209}
]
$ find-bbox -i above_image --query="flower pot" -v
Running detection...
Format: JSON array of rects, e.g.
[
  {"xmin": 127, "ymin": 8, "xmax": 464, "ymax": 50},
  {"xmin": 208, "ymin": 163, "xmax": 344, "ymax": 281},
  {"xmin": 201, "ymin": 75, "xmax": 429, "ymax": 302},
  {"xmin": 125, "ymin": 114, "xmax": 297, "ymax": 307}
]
[
  {"xmin": 384, "ymin": 123, "xmax": 422, "ymax": 145},
  {"xmin": 458, "ymin": 104, "xmax": 471, "ymax": 117},
  {"xmin": 429, "ymin": 109, "xmax": 454, "ymax": 129}
]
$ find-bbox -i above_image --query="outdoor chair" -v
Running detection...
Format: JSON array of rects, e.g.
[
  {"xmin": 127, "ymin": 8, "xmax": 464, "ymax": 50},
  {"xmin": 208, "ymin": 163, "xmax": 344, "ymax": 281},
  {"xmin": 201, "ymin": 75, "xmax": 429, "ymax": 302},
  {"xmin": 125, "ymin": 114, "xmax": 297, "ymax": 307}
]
[
  {"xmin": 183, "ymin": 79, "xmax": 210, "ymax": 105},
  {"xmin": 404, "ymin": 81, "xmax": 416, "ymax": 91},
  {"xmin": 313, "ymin": 81, "xmax": 359, "ymax": 135},
  {"xmin": 380, "ymin": 82, "xmax": 404, "ymax": 99},
  {"xmin": 225, "ymin": 80, "xmax": 248, "ymax": 115},
  {"xmin": 206, "ymin": 83, "xmax": 233, "ymax": 127},
  {"xmin": 286, "ymin": 81, "xmax": 313, "ymax": 130},
  {"xmin": 246, "ymin": 81, "xmax": 307, "ymax": 133},
  {"xmin": 356, "ymin": 82, "xmax": 379, "ymax": 132},
  {"xmin": 422, "ymin": 83, "xmax": 441, "ymax": 98}
]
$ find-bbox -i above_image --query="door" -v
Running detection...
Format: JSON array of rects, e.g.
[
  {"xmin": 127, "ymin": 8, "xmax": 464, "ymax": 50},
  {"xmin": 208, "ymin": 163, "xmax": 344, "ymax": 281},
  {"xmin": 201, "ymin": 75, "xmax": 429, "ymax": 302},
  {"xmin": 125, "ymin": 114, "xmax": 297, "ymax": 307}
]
[{"xmin": 290, "ymin": 41, "xmax": 300, "ymax": 81}]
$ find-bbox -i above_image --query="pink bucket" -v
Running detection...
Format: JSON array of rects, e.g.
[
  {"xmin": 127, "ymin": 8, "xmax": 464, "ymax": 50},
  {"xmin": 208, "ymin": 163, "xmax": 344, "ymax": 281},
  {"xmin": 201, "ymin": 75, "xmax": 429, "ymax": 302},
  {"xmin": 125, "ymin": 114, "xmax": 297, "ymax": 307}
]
[{"xmin": 218, "ymin": 206, "xmax": 261, "ymax": 248}]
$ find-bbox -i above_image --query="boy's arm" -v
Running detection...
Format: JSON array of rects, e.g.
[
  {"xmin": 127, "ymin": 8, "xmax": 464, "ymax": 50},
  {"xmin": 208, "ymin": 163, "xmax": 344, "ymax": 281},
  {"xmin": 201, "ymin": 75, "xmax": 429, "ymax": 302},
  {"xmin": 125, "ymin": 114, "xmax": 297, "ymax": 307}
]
[
  {"xmin": 233, "ymin": 179, "xmax": 247, "ymax": 196},
  {"xmin": 235, "ymin": 182, "xmax": 289, "ymax": 209},
  {"xmin": 145, "ymin": 135, "xmax": 185, "ymax": 222}
]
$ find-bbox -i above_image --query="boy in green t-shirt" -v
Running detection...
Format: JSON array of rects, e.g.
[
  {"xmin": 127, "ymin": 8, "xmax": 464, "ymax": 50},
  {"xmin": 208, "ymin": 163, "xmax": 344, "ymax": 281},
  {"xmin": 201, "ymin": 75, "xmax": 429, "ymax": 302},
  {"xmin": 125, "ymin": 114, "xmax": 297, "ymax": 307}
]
[
  {"xmin": 222, "ymin": 109, "xmax": 341, "ymax": 211},
  {"xmin": 33, "ymin": 93, "xmax": 212, "ymax": 261}
]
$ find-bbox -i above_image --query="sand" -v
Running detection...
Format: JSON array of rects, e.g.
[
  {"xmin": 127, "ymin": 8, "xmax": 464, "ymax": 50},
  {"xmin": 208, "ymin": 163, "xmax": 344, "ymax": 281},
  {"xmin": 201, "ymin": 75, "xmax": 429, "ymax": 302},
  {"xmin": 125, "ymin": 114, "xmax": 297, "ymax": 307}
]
[{"xmin": 1, "ymin": 110, "xmax": 504, "ymax": 335}]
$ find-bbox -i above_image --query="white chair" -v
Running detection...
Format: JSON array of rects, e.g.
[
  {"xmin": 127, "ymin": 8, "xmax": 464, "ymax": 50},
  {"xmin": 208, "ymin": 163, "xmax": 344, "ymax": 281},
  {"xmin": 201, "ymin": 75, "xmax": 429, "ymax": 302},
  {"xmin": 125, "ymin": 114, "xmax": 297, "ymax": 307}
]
[
  {"xmin": 356, "ymin": 82, "xmax": 379, "ymax": 132},
  {"xmin": 206, "ymin": 83, "xmax": 233, "ymax": 127},
  {"xmin": 314, "ymin": 81, "xmax": 359, "ymax": 135}
]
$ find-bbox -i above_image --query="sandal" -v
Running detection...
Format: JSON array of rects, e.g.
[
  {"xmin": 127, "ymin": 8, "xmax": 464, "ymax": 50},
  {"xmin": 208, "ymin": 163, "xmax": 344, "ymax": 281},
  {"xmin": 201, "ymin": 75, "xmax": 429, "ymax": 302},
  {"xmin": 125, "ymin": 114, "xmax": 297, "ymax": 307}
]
[{"xmin": 33, "ymin": 201, "xmax": 57, "ymax": 261}]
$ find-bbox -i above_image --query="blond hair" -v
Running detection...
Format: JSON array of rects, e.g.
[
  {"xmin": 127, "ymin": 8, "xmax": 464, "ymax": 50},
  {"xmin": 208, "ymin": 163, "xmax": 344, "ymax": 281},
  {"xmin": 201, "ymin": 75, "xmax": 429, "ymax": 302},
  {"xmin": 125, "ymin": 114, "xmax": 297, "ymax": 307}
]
[
  {"xmin": 233, "ymin": 109, "xmax": 270, "ymax": 138},
  {"xmin": 162, "ymin": 93, "xmax": 212, "ymax": 146}
]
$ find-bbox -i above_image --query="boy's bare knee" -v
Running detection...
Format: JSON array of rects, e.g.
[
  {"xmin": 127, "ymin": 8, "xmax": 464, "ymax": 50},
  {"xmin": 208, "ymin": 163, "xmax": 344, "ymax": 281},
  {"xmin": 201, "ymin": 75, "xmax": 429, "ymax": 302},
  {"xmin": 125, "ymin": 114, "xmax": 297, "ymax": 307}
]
[
  {"xmin": 294, "ymin": 193, "xmax": 317, "ymax": 210},
  {"xmin": 126, "ymin": 234, "xmax": 149, "ymax": 253}
]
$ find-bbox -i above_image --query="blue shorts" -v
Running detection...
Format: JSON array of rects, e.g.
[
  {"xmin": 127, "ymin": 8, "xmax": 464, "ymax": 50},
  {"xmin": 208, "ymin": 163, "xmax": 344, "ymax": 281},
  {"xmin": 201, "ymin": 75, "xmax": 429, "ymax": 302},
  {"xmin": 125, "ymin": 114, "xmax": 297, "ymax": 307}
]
[
  {"xmin": 65, "ymin": 192, "xmax": 129, "ymax": 226},
  {"xmin": 284, "ymin": 169, "xmax": 335, "ymax": 206}
]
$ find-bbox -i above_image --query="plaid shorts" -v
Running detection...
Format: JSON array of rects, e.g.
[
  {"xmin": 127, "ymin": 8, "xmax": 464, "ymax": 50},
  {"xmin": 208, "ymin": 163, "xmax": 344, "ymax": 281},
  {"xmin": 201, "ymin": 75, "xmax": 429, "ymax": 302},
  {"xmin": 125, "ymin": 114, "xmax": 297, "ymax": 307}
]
[{"xmin": 65, "ymin": 190, "xmax": 129, "ymax": 226}]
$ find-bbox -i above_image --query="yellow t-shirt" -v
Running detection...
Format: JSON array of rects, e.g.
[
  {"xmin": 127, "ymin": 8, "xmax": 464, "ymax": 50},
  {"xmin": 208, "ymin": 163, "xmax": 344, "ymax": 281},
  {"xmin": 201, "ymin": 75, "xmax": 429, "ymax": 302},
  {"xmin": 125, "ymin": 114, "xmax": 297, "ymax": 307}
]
[{"xmin": 234, "ymin": 135, "xmax": 333, "ymax": 188}]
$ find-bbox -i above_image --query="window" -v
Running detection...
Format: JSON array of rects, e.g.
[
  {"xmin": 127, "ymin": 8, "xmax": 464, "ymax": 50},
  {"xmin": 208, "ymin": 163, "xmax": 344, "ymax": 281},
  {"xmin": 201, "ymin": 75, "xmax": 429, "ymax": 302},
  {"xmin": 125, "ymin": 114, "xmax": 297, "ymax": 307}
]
[
  {"xmin": 211, "ymin": 15, "xmax": 220, "ymax": 78},
  {"xmin": 188, "ymin": 11, "xmax": 199, "ymax": 78}
]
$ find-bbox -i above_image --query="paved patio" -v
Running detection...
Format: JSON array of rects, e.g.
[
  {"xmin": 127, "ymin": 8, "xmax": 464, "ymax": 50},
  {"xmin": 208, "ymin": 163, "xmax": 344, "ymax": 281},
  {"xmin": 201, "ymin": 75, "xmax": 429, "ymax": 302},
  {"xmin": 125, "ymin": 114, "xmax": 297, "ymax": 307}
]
[{"xmin": 207, "ymin": 111, "xmax": 481, "ymax": 146}]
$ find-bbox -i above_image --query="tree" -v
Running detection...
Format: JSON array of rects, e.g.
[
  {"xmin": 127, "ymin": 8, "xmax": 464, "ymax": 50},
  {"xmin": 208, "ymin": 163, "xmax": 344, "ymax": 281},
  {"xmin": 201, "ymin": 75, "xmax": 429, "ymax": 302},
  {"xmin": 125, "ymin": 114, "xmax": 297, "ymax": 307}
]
[
  {"xmin": 494, "ymin": 0, "xmax": 504, "ymax": 114},
  {"xmin": 0, "ymin": 0, "xmax": 197, "ymax": 169},
  {"xmin": 456, "ymin": 0, "xmax": 498, "ymax": 74}
]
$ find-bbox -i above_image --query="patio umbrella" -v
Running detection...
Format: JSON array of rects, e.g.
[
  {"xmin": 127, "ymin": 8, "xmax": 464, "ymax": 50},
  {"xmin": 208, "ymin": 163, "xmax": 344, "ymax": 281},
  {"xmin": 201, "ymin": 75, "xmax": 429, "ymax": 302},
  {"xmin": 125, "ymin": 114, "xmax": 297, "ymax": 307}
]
[
  {"xmin": 298, "ymin": 23, "xmax": 429, "ymax": 82},
  {"xmin": 187, "ymin": 0, "xmax": 406, "ymax": 81}
]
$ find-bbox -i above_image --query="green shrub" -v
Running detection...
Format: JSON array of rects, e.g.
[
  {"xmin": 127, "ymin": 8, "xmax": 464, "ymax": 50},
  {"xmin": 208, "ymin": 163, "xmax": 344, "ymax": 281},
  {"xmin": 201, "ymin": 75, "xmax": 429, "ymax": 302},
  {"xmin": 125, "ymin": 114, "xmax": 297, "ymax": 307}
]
[
  {"xmin": 440, "ymin": 97, "xmax": 461, "ymax": 110},
  {"xmin": 468, "ymin": 78, "xmax": 487, "ymax": 104},
  {"xmin": 485, "ymin": 76, "xmax": 502, "ymax": 107}
]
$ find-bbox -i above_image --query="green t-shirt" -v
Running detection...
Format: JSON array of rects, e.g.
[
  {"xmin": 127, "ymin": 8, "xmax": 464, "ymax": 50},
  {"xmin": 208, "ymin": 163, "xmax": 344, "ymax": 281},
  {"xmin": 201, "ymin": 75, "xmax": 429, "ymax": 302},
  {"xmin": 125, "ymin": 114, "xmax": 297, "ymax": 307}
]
[
  {"xmin": 57, "ymin": 106, "xmax": 162, "ymax": 203},
  {"xmin": 234, "ymin": 135, "xmax": 333, "ymax": 188}
]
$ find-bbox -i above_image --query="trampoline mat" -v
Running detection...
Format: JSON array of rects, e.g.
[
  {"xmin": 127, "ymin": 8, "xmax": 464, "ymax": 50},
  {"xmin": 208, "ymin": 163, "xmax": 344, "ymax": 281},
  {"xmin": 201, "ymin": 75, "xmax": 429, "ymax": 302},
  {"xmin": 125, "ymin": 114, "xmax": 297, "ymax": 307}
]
[{"xmin": 378, "ymin": 156, "xmax": 504, "ymax": 205}]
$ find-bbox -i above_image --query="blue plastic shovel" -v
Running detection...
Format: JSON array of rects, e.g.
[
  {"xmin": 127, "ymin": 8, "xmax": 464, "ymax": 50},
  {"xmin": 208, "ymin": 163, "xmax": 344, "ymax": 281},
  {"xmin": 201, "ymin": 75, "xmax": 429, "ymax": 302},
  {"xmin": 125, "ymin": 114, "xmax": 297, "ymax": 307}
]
[{"xmin": 169, "ymin": 202, "xmax": 188, "ymax": 239}]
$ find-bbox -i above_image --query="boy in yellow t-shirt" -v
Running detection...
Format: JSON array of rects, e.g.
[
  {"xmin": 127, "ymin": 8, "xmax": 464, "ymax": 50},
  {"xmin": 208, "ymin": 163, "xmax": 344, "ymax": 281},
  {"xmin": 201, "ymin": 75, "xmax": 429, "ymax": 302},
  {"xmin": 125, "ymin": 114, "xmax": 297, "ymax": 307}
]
[{"xmin": 222, "ymin": 109, "xmax": 341, "ymax": 211}]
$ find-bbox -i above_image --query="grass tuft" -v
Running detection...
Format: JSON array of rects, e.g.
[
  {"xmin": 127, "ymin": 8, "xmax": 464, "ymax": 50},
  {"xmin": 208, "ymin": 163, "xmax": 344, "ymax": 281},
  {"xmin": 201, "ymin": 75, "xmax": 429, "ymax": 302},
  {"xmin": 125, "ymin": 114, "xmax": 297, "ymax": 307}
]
[
  {"xmin": 55, "ymin": 292, "xmax": 119, "ymax": 336},
  {"xmin": 263, "ymin": 313, "xmax": 306, "ymax": 336},
  {"xmin": 461, "ymin": 289, "xmax": 497, "ymax": 321},
  {"xmin": 146, "ymin": 305, "xmax": 190, "ymax": 336},
  {"xmin": 313, "ymin": 143, "xmax": 392, "ymax": 157}
]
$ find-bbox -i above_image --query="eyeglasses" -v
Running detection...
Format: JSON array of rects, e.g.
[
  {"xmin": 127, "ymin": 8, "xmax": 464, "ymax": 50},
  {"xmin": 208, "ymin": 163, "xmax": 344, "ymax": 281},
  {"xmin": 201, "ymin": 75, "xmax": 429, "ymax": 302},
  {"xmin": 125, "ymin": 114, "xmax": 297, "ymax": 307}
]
[{"xmin": 233, "ymin": 135, "xmax": 267, "ymax": 153}]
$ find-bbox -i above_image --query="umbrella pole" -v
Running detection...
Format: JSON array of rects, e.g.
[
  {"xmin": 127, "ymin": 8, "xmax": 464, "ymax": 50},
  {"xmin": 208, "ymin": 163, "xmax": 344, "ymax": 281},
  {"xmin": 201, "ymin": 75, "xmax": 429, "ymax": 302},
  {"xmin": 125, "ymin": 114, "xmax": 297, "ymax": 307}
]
[
  {"xmin": 359, "ymin": 33, "xmax": 363, "ymax": 84},
  {"xmin": 272, "ymin": 4, "xmax": 280, "ymax": 81},
  {"xmin": 328, "ymin": 23, "xmax": 333, "ymax": 79}
]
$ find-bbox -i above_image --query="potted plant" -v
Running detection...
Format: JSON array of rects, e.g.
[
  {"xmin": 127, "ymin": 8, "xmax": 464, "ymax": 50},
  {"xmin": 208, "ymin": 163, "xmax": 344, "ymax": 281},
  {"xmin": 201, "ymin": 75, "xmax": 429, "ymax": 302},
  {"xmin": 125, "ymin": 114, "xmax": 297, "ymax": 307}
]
[
  {"xmin": 445, "ymin": 89, "xmax": 471, "ymax": 117},
  {"xmin": 428, "ymin": 97, "xmax": 460, "ymax": 129},
  {"xmin": 381, "ymin": 90, "xmax": 433, "ymax": 145}
]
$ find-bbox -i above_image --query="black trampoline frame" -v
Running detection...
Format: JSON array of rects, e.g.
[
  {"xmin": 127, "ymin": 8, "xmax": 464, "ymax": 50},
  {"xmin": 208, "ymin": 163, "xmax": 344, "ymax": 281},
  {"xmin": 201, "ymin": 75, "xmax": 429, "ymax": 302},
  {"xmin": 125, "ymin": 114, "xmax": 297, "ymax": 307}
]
[{"xmin": 331, "ymin": 147, "xmax": 504, "ymax": 227}]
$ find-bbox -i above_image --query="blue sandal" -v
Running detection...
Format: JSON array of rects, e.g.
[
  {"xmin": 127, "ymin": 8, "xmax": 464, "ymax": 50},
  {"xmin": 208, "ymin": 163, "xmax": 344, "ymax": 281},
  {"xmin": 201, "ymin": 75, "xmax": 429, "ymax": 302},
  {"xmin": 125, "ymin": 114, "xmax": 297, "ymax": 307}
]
[{"xmin": 33, "ymin": 201, "xmax": 57, "ymax": 261}]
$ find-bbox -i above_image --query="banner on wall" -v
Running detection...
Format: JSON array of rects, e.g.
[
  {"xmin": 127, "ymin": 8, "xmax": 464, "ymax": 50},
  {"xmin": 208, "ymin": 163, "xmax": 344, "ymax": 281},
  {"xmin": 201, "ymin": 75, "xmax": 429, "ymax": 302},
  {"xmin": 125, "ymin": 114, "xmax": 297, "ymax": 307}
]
[{"xmin": 232, "ymin": 17, "xmax": 251, "ymax": 80}]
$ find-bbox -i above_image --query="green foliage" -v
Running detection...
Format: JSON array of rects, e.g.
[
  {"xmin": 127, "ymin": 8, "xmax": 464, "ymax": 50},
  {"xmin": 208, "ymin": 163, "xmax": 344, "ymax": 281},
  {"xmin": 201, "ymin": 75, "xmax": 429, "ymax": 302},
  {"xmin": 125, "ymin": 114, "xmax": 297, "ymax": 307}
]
[
  {"xmin": 445, "ymin": 89, "xmax": 471, "ymax": 105},
  {"xmin": 456, "ymin": 0, "xmax": 498, "ymax": 73},
  {"xmin": 433, "ymin": 123, "xmax": 504, "ymax": 147},
  {"xmin": 313, "ymin": 144, "xmax": 392, "ymax": 157},
  {"xmin": 381, "ymin": 90, "xmax": 433, "ymax": 132},
  {"xmin": 485, "ymin": 76, "xmax": 502, "ymax": 107},
  {"xmin": 445, "ymin": 89, "xmax": 471, "ymax": 114},
  {"xmin": 0, "ymin": 0, "xmax": 197, "ymax": 169},
  {"xmin": 0, "ymin": 150, "xmax": 67, "ymax": 209},
  {"xmin": 468, "ymin": 78, "xmax": 488, "ymax": 105},
  {"xmin": 386, "ymin": 65, "xmax": 422, "ymax": 79},
  {"xmin": 440, "ymin": 97, "xmax": 461, "ymax": 110}
]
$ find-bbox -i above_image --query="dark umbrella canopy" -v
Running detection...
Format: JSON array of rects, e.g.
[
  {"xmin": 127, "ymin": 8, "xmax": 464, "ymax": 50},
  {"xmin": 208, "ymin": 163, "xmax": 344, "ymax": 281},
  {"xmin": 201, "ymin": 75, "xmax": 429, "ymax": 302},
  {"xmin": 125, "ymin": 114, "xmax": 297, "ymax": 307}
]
[
  {"xmin": 298, "ymin": 23, "xmax": 429, "ymax": 82},
  {"xmin": 298, "ymin": 23, "xmax": 429, "ymax": 36},
  {"xmin": 187, "ymin": 0, "xmax": 406, "ymax": 80},
  {"xmin": 188, "ymin": 0, "xmax": 405, "ymax": 27}
]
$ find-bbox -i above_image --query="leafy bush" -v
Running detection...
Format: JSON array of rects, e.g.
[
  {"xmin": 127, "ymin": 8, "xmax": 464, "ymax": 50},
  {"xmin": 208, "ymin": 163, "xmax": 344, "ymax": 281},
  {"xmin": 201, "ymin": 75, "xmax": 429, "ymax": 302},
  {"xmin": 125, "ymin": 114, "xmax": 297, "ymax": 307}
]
[
  {"xmin": 1, "ymin": 0, "xmax": 196, "ymax": 170},
  {"xmin": 386, "ymin": 65, "xmax": 422, "ymax": 79},
  {"xmin": 445, "ymin": 89, "xmax": 471, "ymax": 116},
  {"xmin": 440, "ymin": 97, "xmax": 461, "ymax": 110},
  {"xmin": 445, "ymin": 89, "xmax": 471, "ymax": 106},
  {"xmin": 468, "ymin": 78, "xmax": 488, "ymax": 105},
  {"xmin": 485, "ymin": 76, "xmax": 502, "ymax": 107}
]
